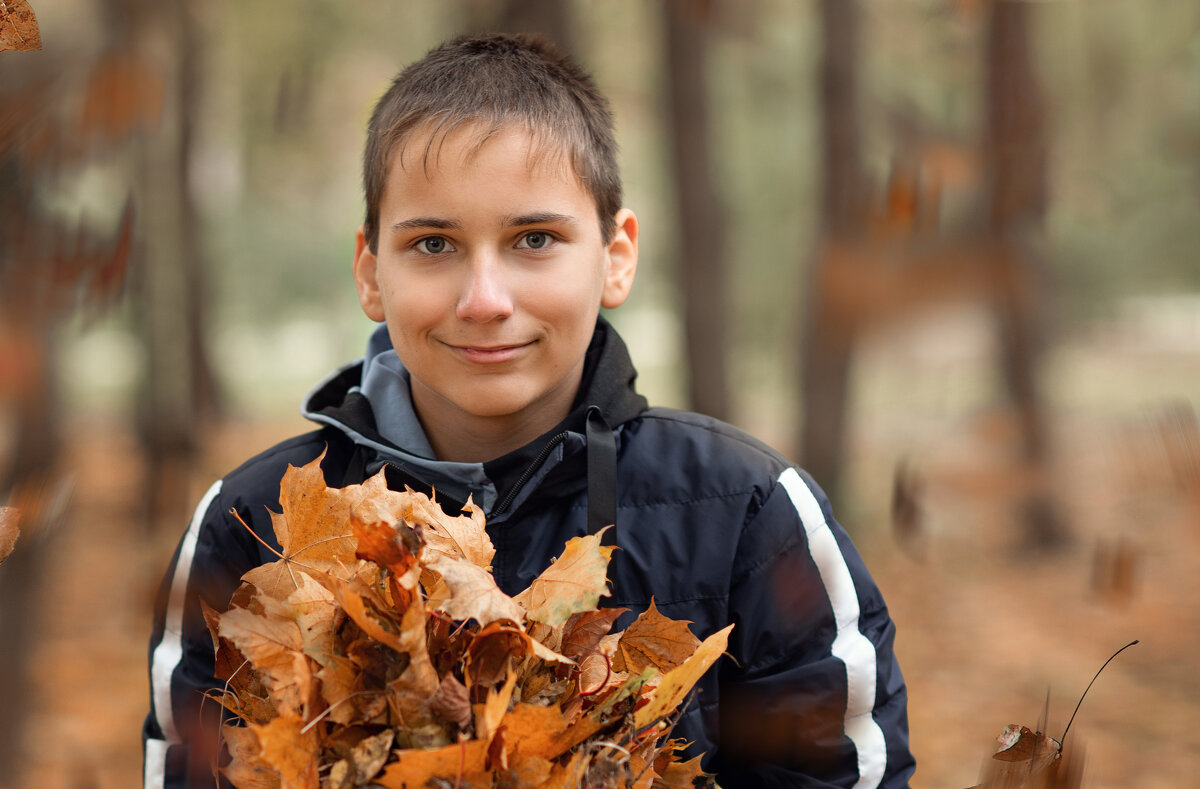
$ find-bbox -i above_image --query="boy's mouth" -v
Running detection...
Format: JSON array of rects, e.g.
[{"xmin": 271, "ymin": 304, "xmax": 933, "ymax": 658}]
[{"xmin": 446, "ymin": 340, "xmax": 534, "ymax": 364}]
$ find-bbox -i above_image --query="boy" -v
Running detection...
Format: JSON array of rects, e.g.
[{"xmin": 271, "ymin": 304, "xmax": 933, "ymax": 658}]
[{"xmin": 144, "ymin": 34, "xmax": 915, "ymax": 788}]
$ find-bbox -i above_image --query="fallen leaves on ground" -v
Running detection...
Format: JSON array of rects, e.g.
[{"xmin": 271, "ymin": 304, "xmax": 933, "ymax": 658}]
[{"xmin": 208, "ymin": 456, "xmax": 726, "ymax": 788}]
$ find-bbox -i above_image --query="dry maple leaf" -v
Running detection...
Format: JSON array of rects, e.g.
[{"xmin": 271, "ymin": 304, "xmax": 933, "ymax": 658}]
[
  {"xmin": 0, "ymin": 505, "xmax": 20, "ymax": 564},
  {"xmin": 614, "ymin": 599, "xmax": 701, "ymax": 674},
  {"xmin": 429, "ymin": 553, "xmax": 526, "ymax": 627},
  {"xmin": 0, "ymin": 0, "xmax": 41, "ymax": 53},
  {"xmin": 412, "ymin": 494, "xmax": 495, "ymax": 568},
  {"xmin": 562, "ymin": 607, "xmax": 628, "ymax": 661},
  {"xmin": 513, "ymin": 528, "xmax": 614, "ymax": 626}
]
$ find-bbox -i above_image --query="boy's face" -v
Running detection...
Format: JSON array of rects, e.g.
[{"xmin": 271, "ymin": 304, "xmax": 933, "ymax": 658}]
[{"xmin": 353, "ymin": 124, "xmax": 638, "ymax": 457}]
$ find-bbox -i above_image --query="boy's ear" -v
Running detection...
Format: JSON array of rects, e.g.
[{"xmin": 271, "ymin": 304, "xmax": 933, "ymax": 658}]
[
  {"xmin": 353, "ymin": 225, "xmax": 386, "ymax": 322},
  {"xmin": 601, "ymin": 208, "xmax": 638, "ymax": 309}
]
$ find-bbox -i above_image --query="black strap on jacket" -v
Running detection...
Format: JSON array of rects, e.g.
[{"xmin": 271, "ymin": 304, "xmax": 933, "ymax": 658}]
[{"xmin": 585, "ymin": 405, "xmax": 617, "ymax": 545}]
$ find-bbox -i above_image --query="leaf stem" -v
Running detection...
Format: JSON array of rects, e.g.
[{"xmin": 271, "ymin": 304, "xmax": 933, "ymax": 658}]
[{"xmin": 1060, "ymin": 639, "xmax": 1139, "ymax": 748}]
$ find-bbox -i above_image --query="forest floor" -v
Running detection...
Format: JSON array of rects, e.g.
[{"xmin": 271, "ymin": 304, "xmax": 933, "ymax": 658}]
[{"xmin": 3, "ymin": 332, "xmax": 1199, "ymax": 789}]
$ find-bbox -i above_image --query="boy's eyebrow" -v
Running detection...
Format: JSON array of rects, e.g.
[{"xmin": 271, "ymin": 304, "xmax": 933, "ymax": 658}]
[
  {"xmin": 505, "ymin": 212, "xmax": 576, "ymax": 227},
  {"xmin": 391, "ymin": 217, "xmax": 462, "ymax": 231}
]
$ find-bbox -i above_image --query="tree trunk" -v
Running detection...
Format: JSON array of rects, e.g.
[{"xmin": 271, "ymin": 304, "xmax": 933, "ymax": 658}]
[
  {"xmin": 124, "ymin": 0, "xmax": 214, "ymax": 532},
  {"xmin": 799, "ymin": 0, "xmax": 865, "ymax": 505},
  {"xmin": 664, "ymin": 0, "xmax": 729, "ymax": 421},
  {"xmin": 984, "ymin": 0, "xmax": 1068, "ymax": 550}
]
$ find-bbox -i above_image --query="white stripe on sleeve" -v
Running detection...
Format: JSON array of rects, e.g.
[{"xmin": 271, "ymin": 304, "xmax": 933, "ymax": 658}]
[
  {"xmin": 778, "ymin": 467, "xmax": 886, "ymax": 788},
  {"xmin": 145, "ymin": 479, "xmax": 223, "ymax": 788}
]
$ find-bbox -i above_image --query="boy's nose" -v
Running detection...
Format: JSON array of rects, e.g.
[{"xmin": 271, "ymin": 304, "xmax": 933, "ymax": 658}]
[{"xmin": 456, "ymin": 254, "xmax": 514, "ymax": 323}]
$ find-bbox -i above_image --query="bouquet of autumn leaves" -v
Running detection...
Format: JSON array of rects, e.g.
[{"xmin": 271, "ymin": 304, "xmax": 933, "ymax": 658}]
[{"xmin": 202, "ymin": 455, "xmax": 732, "ymax": 789}]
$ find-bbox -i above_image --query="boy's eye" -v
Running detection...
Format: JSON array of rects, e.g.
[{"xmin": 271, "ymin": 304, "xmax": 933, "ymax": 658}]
[
  {"xmin": 415, "ymin": 236, "xmax": 454, "ymax": 254},
  {"xmin": 516, "ymin": 232, "xmax": 552, "ymax": 250}
]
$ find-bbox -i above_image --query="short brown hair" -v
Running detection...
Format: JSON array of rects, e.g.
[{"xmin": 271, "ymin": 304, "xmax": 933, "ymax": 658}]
[{"xmin": 362, "ymin": 33, "xmax": 622, "ymax": 253}]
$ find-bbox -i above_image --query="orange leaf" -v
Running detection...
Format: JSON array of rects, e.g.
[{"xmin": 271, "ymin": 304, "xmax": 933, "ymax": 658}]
[
  {"xmin": 374, "ymin": 739, "xmax": 489, "ymax": 789},
  {"xmin": 0, "ymin": 0, "xmax": 40, "ymax": 53},
  {"xmin": 513, "ymin": 529, "xmax": 614, "ymax": 626},
  {"xmin": 498, "ymin": 702, "xmax": 568, "ymax": 758},
  {"xmin": 252, "ymin": 713, "xmax": 321, "ymax": 789},
  {"xmin": 659, "ymin": 754, "xmax": 707, "ymax": 788},
  {"xmin": 614, "ymin": 599, "xmax": 700, "ymax": 674}
]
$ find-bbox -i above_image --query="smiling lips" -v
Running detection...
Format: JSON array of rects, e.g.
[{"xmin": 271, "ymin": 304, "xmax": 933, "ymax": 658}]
[{"xmin": 446, "ymin": 340, "xmax": 534, "ymax": 364}]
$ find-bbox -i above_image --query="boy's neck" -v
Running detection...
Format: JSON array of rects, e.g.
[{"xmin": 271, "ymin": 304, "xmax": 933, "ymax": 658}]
[{"xmin": 409, "ymin": 373, "xmax": 582, "ymax": 464}]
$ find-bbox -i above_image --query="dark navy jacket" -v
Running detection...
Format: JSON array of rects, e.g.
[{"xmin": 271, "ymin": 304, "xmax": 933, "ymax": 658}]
[{"xmin": 143, "ymin": 318, "xmax": 915, "ymax": 788}]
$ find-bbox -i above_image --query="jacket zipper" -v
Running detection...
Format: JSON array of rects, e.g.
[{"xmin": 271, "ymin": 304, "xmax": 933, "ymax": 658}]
[{"xmin": 491, "ymin": 431, "xmax": 569, "ymax": 516}]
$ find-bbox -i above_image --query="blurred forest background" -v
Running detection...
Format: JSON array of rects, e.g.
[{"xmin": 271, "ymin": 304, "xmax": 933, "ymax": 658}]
[{"xmin": 2, "ymin": 0, "xmax": 1200, "ymax": 787}]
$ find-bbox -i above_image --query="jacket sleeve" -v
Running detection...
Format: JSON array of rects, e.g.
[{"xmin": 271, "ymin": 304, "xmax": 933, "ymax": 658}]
[
  {"xmin": 142, "ymin": 480, "xmax": 259, "ymax": 789},
  {"xmin": 710, "ymin": 466, "xmax": 915, "ymax": 788}
]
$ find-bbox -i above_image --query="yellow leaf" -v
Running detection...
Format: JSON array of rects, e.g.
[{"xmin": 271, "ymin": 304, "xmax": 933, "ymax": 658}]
[
  {"xmin": 513, "ymin": 529, "xmax": 614, "ymax": 626},
  {"xmin": 633, "ymin": 623, "xmax": 733, "ymax": 730}
]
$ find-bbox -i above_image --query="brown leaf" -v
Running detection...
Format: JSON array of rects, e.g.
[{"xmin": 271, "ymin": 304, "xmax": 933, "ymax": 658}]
[
  {"xmin": 201, "ymin": 599, "xmax": 270, "ymax": 716},
  {"xmin": 0, "ymin": 0, "xmax": 41, "ymax": 53},
  {"xmin": 561, "ymin": 607, "xmax": 627, "ymax": 661},
  {"xmin": 614, "ymin": 600, "xmax": 701, "ymax": 674},
  {"xmin": 634, "ymin": 623, "xmax": 733, "ymax": 730},
  {"xmin": 428, "ymin": 673, "xmax": 472, "ymax": 731},
  {"xmin": 978, "ymin": 724, "xmax": 1067, "ymax": 788},
  {"xmin": 429, "ymin": 554, "xmax": 525, "ymax": 627},
  {"xmin": 513, "ymin": 530, "xmax": 614, "ymax": 626},
  {"xmin": 467, "ymin": 622, "xmax": 529, "ymax": 687},
  {"xmin": 350, "ymin": 729, "xmax": 394, "ymax": 785}
]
